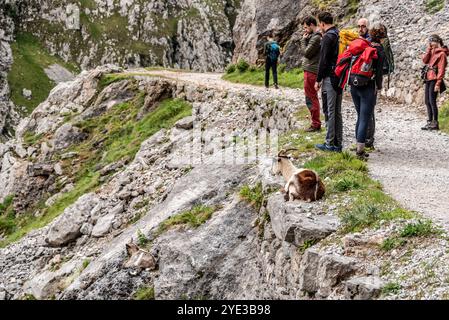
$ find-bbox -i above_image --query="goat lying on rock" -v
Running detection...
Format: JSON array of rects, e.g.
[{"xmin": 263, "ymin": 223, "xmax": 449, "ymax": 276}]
[{"xmin": 272, "ymin": 149, "xmax": 325, "ymax": 202}]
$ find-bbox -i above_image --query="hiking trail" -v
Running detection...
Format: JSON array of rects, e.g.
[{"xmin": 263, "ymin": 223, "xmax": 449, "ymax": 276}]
[{"xmin": 140, "ymin": 69, "xmax": 449, "ymax": 229}]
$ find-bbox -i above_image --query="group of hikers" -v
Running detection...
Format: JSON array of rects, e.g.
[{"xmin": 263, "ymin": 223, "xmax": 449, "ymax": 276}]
[{"xmin": 264, "ymin": 11, "xmax": 448, "ymax": 160}]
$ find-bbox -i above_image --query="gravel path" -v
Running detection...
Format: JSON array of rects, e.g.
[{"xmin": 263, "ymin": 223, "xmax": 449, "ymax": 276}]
[{"xmin": 135, "ymin": 70, "xmax": 449, "ymax": 229}]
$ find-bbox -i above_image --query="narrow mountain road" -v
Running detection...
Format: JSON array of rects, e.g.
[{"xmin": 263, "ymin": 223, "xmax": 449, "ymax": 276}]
[{"xmin": 135, "ymin": 69, "xmax": 449, "ymax": 229}]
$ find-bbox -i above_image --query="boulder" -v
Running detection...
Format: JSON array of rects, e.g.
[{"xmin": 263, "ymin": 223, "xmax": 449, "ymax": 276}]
[
  {"xmin": 298, "ymin": 248, "xmax": 357, "ymax": 297},
  {"xmin": 344, "ymin": 276, "xmax": 385, "ymax": 300},
  {"xmin": 91, "ymin": 214, "xmax": 115, "ymax": 237},
  {"xmin": 267, "ymin": 194, "xmax": 339, "ymax": 247},
  {"xmin": 53, "ymin": 123, "xmax": 87, "ymax": 150},
  {"xmin": 46, "ymin": 194, "xmax": 99, "ymax": 246},
  {"xmin": 175, "ymin": 116, "xmax": 194, "ymax": 130},
  {"xmin": 27, "ymin": 163, "xmax": 55, "ymax": 177},
  {"xmin": 22, "ymin": 88, "xmax": 32, "ymax": 100}
]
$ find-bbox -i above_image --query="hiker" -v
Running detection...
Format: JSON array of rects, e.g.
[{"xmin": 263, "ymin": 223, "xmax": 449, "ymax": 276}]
[
  {"xmin": 421, "ymin": 34, "xmax": 448, "ymax": 131},
  {"xmin": 264, "ymin": 33, "xmax": 280, "ymax": 89},
  {"xmin": 346, "ymin": 25, "xmax": 385, "ymax": 159},
  {"xmin": 315, "ymin": 12, "xmax": 343, "ymax": 152},
  {"xmin": 364, "ymin": 23, "xmax": 395, "ymax": 149},
  {"xmin": 358, "ymin": 18, "xmax": 371, "ymax": 41},
  {"xmin": 300, "ymin": 16, "xmax": 322, "ymax": 132}
]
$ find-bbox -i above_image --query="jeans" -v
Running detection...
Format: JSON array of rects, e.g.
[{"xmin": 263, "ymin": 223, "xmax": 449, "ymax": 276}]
[
  {"xmin": 351, "ymin": 83, "xmax": 376, "ymax": 144},
  {"xmin": 304, "ymin": 71, "xmax": 321, "ymax": 128},
  {"xmin": 323, "ymin": 77, "xmax": 343, "ymax": 147},
  {"xmin": 425, "ymin": 80, "xmax": 438, "ymax": 121},
  {"xmin": 265, "ymin": 59, "xmax": 278, "ymax": 87}
]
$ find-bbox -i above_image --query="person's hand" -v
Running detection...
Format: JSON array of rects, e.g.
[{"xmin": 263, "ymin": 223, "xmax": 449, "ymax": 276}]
[
  {"xmin": 314, "ymin": 82, "xmax": 321, "ymax": 92},
  {"xmin": 303, "ymin": 32, "xmax": 309, "ymax": 39},
  {"xmin": 435, "ymin": 85, "xmax": 440, "ymax": 92}
]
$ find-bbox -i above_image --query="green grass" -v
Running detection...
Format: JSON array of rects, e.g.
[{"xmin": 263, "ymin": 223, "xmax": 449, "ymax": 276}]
[
  {"xmin": 380, "ymin": 237, "xmax": 408, "ymax": 251},
  {"xmin": 134, "ymin": 286, "xmax": 155, "ymax": 300},
  {"xmin": 239, "ymin": 182, "xmax": 265, "ymax": 212},
  {"xmin": 440, "ymin": 101, "xmax": 449, "ymax": 135},
  {"xmin": 0, "ymin": 195, "xmax": 16, "ymax": 235},
  {"xmin": 400, "ymin": 220, "xmax": 440, "ymax": 238},
  {"xmin": 7, "ymin": 32, "xmax": 79, "ymax": 115},
  {"xmin": 0, "ymin": 94, "xmax": 192, "ymax": 247},
  {"xmin": 222, "ymin": 64, "xmax": 304, "ymax": 89},
  {"xmin": 156, "ymin": 205, "xmax": 217, "ymax": 237},
  {"xmin": 425, "ymin": 0, "xmax": 446, "ymax": 14},
  {"xmin": 382, "ymin": 282, "xmax": 401, "ymax": 296}
]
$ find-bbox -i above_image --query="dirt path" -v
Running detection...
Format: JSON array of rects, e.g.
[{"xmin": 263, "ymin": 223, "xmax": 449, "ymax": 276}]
[{"xmin": 135, "ymin": 69, "xmax": 449, "ymax": 229}]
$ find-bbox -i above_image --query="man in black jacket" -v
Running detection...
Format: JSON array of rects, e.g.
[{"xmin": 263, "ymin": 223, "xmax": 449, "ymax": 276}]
[{"xmin": 314, "ymin": 12, "xmax": 343, "ymax": 152}]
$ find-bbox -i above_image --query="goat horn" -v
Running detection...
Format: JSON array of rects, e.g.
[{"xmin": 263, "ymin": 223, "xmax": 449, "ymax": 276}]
[{"xmin": 283, "ymin": 148, "xmax": 299, "ymax": 154}]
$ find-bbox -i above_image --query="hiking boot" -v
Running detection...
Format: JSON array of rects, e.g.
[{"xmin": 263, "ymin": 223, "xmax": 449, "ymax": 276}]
[
  {"xmin": 429, "ymin": 120, "xmax": 439, "ymax": 130},
  {"xmin": 315, "ymin": 143, "xmax": 341, "ymax": 152},
  {"xmin": 421, "ymin": 121, "xmax": 432, "ymax": 130},
  {"xmin": 274, "ymin": 84, "xmax": 279, "ymax": 89},
  {"xmin": 356, "ymin": 151, "xmax": 369, "ymax": 161},
  {"xmin": 305, "ymin": 126, "xmax": 321, "ymax": 132}
]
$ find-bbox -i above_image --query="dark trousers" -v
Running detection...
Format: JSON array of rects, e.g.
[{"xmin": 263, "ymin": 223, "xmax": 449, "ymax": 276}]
[
  {"xmin": 365, "ymin": 93, "xmax": 377, "ymax": 147},
  {"xmin": 323, "ymin": 77, "xmax": 343, "ymax": 147},
  {"xmin": 425, "ymin": 80, "xmax": 439, "ymax": 122},
  {"xmin": 265, "ymin": 59, "xmax": 278, "ymax": 87},
  {"xmin": 351, "ymin": 83, "xmax": 376, "ymax": 144}
]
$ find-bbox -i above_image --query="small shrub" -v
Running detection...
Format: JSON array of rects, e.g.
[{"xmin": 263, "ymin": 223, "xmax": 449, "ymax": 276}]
[
  {"xmin": 236, "ymin": 59, "xmax": 250, "ymax": 73},
  {"xmin": 298, "ymin": 239, "xmax": 318, "ymax": 253},
  {"xmin": 248, "ymin": 65, "xmax": 258, "ymax": 72},
  {"xmin": 134, "ymin": 286, "xmax": 155, "ymax": 300},
  {"xmin": 239, "ymin": 182, "xmax": 264, "ymax": 212},
  {"xmin": 341, "ymin": 204, "xmax": 381, "ymax": 233},
  {"xmin": 82, "ymin": 259, "xmax": 90, "ymax": 270},
  {"xmin": 425, "ymin": 0, "xmax": 445, "ymax": 14},
  {"xmin": 278, "ymin": 63, "xmax": 287, "ymax": 73},
  {"xmin": 225, "ymin": 64, "xmax": 236, "ymax": 74},
  {"xmin": 400, "ymin": 220, "xmax": 439, "ymax": 238},
  {"xmin": 382, "ymin": 282, "xmax": 401, "ymax": 295},
  {"xmin": 381, "ymin": 237, "xmax": 407, "ymax": 251},
  {"xmin": 156, "ymin": 205, "xmax": 216, "ymax": 236},
  {"xmin": 137, "ymin": 229, "xmax": 149, "ymax": 246},
  {"xmin": 334, "ymin": 176, "xmax": 362, "ymax": 192}
]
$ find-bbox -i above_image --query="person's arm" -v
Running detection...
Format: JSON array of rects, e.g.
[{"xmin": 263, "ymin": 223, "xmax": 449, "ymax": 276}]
[
  {"xmin": 304, "ymin": 34, "xmax": 321, "ymax": 59},
  {"xmin": 436, "ymin": 54, "xmax": 447, "ymax": 88},
  {"xmin": 422, "ymin": 46, "xmax": 432, "ymax": 64},
  {"xmin": 316, "ymin": 35, "xmax": 331, "ymax": 83}
]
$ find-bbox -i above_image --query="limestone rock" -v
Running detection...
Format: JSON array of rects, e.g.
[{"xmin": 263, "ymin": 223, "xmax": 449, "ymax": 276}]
[
  {"xmin": 344, "ymin": 276, "xmax": 386, "ymax": 300},
  {"xmin": 267, "ymin": 194, "xmax": 339, "ymax": 247},
  {"xmin": 91, "ymin": 214, "xmax": 115, "ymax": 238}
]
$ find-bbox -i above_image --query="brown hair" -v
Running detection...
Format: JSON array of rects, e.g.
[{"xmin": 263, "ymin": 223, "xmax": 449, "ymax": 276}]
[
  {"xmin": 369, "ymin": 25, "xmax": 385, "ymax": 43},
  {"xmin": 429, "ymin": 34, "xmax": 444, "ymax": 46}
]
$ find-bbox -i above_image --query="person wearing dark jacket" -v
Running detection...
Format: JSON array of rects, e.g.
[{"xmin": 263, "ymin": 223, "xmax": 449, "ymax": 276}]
[
  {"xmin": 421, "ymin": 34, "xmax": 449, "ymax": 131},
  {"xmin": 264, "ymin": 33, "xmax": 280, "ymax": 89},
  {"xmin": 350, "ymin": 25, "xmax": 385, "ymax": 159},
  {"xmin": 300, "ymin": 16, "xmax": 322, "ymax": 132},
  {"xmin": 315, "ymin": 12, "xmax": 343, "ymax": 152}
]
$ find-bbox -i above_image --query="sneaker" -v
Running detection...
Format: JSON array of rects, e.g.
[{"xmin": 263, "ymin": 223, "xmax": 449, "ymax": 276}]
[
  {"xmin": 305, "ymin": 126, "xmax": 321, "ymax": 132},
  {"xmin": 315, "ymin": 143, "xmax": 341, "ymax": 152},
  {"xmin": 421, "ymin": 121, "xmax": 432, "ymax": 130}
]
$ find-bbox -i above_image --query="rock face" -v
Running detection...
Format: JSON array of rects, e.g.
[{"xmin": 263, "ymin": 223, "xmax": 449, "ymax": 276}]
[
  {"xmin": 358, "ymin": 0, "xmax": 449, "ymax": 105},
  {"xmin": 0, "ymin": 2, "xmax": 18, "ymax": 139},
  {"xmin": 15, "ymin": 0, "xmax": 240, "ymax": 72}
]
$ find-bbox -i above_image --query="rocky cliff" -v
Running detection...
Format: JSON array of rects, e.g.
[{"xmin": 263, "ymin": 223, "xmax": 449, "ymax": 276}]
[
  {"xmin": 0, "ymin": 1, "xmax": 19, "ymax": 139},
  {"xmin": 15, "ymin": 0, "xmax": 240, "ymax": 72}
]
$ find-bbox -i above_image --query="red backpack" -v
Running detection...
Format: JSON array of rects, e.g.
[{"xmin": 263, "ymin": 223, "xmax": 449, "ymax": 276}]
[{"xmin": 334, "ymin": 38, "xmax": 378, "ymax": 89}]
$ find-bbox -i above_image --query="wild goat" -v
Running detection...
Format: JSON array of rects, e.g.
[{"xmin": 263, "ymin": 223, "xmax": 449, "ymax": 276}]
[{"xmin": 272, "ymin": 149, "xmax": 325, "ymax": 202}]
